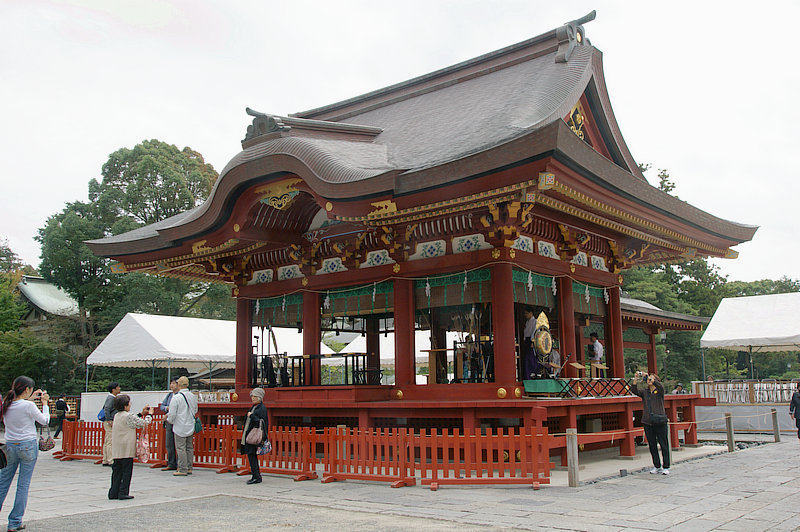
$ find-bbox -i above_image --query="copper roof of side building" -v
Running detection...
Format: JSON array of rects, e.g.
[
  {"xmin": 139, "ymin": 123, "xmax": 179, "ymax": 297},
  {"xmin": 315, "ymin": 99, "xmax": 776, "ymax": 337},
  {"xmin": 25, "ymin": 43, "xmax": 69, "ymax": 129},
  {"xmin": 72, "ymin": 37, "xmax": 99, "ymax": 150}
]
[{"xmin": 87, "ymin": 12, "xmax": 757, "ymax": 257}]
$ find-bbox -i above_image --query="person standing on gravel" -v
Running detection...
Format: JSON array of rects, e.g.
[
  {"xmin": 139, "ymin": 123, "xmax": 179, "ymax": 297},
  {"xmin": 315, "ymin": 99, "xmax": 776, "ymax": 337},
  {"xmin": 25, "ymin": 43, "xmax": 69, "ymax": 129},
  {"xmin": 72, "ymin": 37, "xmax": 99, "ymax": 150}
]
[
  {"xmin": 632, "ymin": 370, "xmax": 670, "ymax": 475},
  {"xmin": 789, "ymin": 382, "xmax": 800, "ymax": 440}
]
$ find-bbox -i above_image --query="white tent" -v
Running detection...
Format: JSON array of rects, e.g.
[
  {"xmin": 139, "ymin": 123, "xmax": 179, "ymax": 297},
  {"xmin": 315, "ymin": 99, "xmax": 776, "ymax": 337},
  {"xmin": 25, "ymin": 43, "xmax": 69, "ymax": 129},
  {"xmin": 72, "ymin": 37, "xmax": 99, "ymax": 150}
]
[
  {"xmin": 87, "ymin": 313, "xmax": 237, "ymax": 370},
  {"xmin": 701, "ymin": 293, "xmax": 800, "ymax": 352},
  {"xmin": 333, "ymin": 331, "xmax": 462, "ymax": 365},
  {"xmin": 87, "ymin": 313, "xmax": 332, "ymax": 380}
]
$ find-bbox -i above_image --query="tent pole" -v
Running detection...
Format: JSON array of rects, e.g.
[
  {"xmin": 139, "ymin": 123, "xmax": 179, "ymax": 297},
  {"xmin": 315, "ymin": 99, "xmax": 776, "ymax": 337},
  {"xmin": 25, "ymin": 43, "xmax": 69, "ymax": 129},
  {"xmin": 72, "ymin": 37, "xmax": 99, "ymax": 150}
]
[
  {"xmin": 167, "ymin": 360, "xmax": 172, "ymax": 388},
  {"xmin": 701, "ymin": 348, "xmax": 706, "ymax": 383},
  {"xmin": 151, "ymin": 361, "xmax": 155, "ymax": 390},
  {"xmin": 85, "ymin": 362, "xmax": 89, "ymax": 393},
  {"xmin": 209, "ymin": 361, "xmax": 213, "ymax": 391}
]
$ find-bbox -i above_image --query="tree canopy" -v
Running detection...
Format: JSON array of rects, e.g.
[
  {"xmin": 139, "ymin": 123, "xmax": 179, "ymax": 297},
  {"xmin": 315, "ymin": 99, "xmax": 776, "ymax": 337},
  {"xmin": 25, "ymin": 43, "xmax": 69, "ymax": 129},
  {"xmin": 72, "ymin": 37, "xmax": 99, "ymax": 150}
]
[{"xmin": 29, "ymin": 139, "xmax": 234, "ymax": 393}]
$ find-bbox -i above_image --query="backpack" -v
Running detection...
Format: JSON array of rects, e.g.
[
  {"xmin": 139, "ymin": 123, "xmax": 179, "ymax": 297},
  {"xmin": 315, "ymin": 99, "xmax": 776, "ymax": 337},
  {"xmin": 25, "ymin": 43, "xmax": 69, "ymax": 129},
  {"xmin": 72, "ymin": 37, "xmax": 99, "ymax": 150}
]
[{"xmin": 97, "ymin": 408, "xmax": 106, "ymax": 422}]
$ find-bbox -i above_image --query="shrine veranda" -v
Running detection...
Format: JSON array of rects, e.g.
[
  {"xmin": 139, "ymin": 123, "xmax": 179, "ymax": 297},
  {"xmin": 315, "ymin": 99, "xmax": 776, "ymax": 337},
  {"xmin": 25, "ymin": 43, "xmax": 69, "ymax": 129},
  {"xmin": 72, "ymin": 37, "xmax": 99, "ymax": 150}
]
[{"xmin": 88, "ymin": 13, "xmax": 756, "ymax": 462}]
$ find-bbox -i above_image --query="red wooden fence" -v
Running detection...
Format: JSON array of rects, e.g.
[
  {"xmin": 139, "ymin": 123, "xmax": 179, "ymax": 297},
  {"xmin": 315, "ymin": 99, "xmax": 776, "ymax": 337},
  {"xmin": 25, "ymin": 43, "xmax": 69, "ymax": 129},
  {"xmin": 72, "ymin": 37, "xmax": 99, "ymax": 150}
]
[
  {"xmin": 321, "ymin": 427, "xmax": 415, "ymax": 488},
  {"xmin": 413, "ymin": 427, "xmax": 552, "ymax": 491},
  {"xmin": 233, "ymin": 426, "xmax": 318, "ymax": 481},
  {"xmin": 58, "ymin": 421, "xmax": 552, "ymax": 490}
]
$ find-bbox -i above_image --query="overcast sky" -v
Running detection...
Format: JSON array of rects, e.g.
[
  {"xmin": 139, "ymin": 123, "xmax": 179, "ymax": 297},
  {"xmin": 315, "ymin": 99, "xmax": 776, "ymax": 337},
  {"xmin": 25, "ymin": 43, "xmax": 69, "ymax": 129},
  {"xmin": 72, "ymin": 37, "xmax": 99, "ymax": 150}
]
[{"xmin": 1, "ymin": 0, "xmax": 797, "ymax": 282}]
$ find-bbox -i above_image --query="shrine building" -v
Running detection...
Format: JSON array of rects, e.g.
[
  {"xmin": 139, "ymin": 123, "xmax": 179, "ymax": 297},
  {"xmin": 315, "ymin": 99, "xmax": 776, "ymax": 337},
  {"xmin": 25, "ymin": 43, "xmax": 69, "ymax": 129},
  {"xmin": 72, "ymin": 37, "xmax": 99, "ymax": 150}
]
[{"xmin": 87, "ymin": 12, "xmax": 756, "ymax": 461}]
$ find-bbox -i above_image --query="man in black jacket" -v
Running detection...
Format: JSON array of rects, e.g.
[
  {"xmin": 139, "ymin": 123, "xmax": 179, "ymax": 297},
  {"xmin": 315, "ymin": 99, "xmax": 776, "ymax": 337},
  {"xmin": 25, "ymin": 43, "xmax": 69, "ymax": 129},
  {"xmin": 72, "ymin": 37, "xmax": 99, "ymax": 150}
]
[
  {"xmin": 789, "ymin": 383, "xmax": 800, "ymax": 440},
  {"xmin": 632, "ymin": 371, "xmax": 670, "ymax": 475},
  {"xmin": 53, "ymin": 395, "xmax": 69, "ymax": 438}
]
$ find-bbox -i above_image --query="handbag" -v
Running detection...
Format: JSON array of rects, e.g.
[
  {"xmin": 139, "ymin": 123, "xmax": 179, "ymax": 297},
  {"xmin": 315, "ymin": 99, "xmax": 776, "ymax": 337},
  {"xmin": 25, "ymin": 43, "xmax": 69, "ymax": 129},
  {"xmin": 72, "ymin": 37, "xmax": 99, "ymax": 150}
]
[
  {"xmin": 0, "ymin": 444, "xmax": 7, "ymax": 469},
  {"xmin": 180, "ymin": 392, "xmax": 202, "ymax": 434},
  {"xmin": 97, "ymin": 408, "xmax": 106, "ymax": 422},
  {"xmin": 245, "ymin": 418, "xmax": 264, "ymax": 445},
  {"xmin": 256, "ymin": 439, "xmax": 272, "ymax": 456},
  {"xmin": 136, "ymin": 433, "xmax": 149, "ymax": 463},
  {"xmin": 38, "ymin": 426, "xmax": 55, "ymax": 452}
]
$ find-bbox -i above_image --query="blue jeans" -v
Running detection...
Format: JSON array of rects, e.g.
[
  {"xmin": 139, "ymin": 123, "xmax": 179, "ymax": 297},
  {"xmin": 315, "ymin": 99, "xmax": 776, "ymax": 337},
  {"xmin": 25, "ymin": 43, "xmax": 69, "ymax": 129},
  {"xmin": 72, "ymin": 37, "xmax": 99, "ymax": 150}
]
[{"xmin": 0, "ymin": 439, "xmax": 39, "ymax": 529}]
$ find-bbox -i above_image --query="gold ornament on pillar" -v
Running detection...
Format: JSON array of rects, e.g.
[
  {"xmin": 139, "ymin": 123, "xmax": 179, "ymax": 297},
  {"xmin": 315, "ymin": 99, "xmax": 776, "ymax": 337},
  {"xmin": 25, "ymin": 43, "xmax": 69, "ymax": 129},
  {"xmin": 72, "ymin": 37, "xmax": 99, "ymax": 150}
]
[
  {"xmin": 395, "ymin": 389, "xmax": 404, "ymax": 399},
  {"xmin": 514, "ymin": 387, "xmax": 522, "ymax": 398},
  {"xmin": 497, "ymin": 387, "xmax": 507, "ymax": 398},
  {"xmin": 231, "ymin": 392, "xmax": 239, "ymax": 402}
]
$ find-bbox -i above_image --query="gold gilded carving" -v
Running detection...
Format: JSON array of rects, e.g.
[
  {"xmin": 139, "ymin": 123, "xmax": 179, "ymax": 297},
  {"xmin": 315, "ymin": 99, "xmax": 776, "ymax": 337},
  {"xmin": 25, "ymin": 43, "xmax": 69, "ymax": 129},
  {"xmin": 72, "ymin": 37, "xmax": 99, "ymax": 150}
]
[
  {"xmin": 393, "ymin": 264, "xmax": 401, "ymax": 273},
  {"xmin": 566, "ymin": 102, "xmax": 586, "ymax": 140},
  {"xmin": 723, "ymin": 248, "xmax": 739, "ymax": 259},
  {"xmin": 368, "ymin": 200, "xmax": 397, "ymax": 217},
  {"xmin": 536, "ymin": 311, "xmax": 550, "ymax": 330},
  {"xmin": 325, "ymin": 201, "xmax": 333, "ymax": 212},
  {"xmin": 497, "ymin": 387, "xmax": 507, "ymax": 399},
  {"xmin": 255, "ymin": 178, "xmax": 302, "ymax": 211}
]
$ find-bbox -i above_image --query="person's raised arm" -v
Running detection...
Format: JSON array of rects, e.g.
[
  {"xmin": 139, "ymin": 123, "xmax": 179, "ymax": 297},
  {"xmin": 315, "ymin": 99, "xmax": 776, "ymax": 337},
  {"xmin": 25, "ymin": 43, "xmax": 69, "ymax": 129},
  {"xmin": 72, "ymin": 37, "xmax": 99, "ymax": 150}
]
[{"xmin": 32, "ymin": 391, "xmax": 51, "ymax": 425}]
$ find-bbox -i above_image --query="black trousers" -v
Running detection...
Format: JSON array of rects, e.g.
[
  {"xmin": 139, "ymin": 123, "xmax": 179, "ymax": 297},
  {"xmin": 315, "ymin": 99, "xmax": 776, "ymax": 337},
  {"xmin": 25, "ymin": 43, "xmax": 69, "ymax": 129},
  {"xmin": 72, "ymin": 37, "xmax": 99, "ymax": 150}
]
[
  {"xmin": 109, "ymin": 458, "xmax": 134, "ymax": 499},
  {"xmin": 164, "ymin": 421, "xmax": 177, "ymax": 468},
  {"xmin": 643, "ymin": 422, "xmax": 670, "ymax": 469},
  {"xmin": 795, "ymin": 417, "xmax": 800, "ymax": 439},
  {"xmin": 53, "ymin": 415, "xmax": 65, "ymax": 438},
  {"xmin": 246, "ymin": 450, "xmax": 261, "ymax": 480}
]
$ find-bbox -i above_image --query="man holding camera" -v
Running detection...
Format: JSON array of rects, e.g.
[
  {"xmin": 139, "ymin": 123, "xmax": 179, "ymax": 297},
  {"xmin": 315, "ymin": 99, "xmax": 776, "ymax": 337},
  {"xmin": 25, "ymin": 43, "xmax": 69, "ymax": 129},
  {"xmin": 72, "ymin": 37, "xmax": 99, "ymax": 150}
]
[{"xmin": 632, "ymin": 370, "xmax": 670, "ymax": 475}]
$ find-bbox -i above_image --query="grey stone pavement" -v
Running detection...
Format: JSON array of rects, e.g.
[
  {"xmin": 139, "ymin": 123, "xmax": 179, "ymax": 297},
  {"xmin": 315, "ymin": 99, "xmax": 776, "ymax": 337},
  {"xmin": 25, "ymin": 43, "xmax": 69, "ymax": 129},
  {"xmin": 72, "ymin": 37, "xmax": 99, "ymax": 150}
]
[{"xmin": 3, "ymin": 437, "xmax": 800, "ymax": 531}]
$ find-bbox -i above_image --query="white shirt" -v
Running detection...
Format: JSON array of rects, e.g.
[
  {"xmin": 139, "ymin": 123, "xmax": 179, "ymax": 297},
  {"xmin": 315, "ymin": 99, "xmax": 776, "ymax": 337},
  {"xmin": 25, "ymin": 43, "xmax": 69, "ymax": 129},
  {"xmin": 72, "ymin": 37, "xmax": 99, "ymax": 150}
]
[
  {"xmin": 2, "ymin": 399, "xmax": 50, "ymax": 442},
  {"xmin": 591, "ymin": 339, "xmax": 604, "ymax": 361},
  {"xmin": 166, "ymin": 390, "xmax": 198, "ymax": 437},
  {"xmin": 523, "ymin": 316, "xmax": 536, "ymax": 339}
]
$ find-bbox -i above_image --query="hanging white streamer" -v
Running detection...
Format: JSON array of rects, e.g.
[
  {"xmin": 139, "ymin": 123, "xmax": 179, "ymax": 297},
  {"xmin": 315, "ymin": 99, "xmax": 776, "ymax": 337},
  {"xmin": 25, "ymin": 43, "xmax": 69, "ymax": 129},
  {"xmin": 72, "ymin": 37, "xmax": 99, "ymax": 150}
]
[
  {"xmin": 425, "ymin": 278, "xmax": 431, "ymax": 298},
  {"xmin": 527, "ymin": 271, "xmax": 533, "ymax": 292},
  {"xmin": 604, "ymin": 288, "xmax": 609, "ymax": 304},
  {"xmin": 551, "ymin": 277, "xmax": 557, "ymax": 296},
  {"xmin": 255, "ymin": 300, "xmax": 260, "ymax": 315},
  {"xmin": 323, "ymin": 291, "xmax": 331, "ymax": 310},
  {"xmin": 463, "ymin": 272, "xmax": 468, "ymax": 290},
  {"xmin": 585, "ymin": 284, "xmax": 590, "ymax": 303},
  {"xmin": 372, "ymin": 282, "xmax": 377, "ymax": 302},
  {"xmin": 281, "ymin": 295, "xmax": 286, "ymax": 312}
]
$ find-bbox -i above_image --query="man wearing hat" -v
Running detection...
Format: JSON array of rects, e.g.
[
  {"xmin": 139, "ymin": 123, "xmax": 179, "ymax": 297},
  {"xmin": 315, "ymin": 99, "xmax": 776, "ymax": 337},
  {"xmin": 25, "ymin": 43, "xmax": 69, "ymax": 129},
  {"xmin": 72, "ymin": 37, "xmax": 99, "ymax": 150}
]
[
  {"xmin": 165, "ymin": 376, "xmax": 198, "ymax": 476},
  {"xmin": 241, "ymin": 387, "xmax": 268, "ymax": 484}
]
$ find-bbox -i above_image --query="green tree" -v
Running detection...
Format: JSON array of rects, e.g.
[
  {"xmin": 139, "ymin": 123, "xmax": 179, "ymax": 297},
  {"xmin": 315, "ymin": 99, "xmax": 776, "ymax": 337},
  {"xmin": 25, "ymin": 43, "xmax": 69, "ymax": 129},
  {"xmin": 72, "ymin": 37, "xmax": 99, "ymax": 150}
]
[
  {"xmin": 35, "ymin": 140, "xmax": 233, "ymax": 392},
  {"xmin": 92, "ymin": 139, "xmax": 217, "ymax": 225},
  {"xmin": 0, "ymin": 275, "xmax": 24, "ymax": 332}
]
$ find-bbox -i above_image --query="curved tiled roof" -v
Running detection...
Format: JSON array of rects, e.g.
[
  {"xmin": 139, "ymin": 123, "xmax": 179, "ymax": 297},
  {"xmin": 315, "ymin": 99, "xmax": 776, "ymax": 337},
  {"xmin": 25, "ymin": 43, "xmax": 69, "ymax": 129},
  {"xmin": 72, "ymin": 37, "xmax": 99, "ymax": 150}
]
[
  {"xmin": 87, "ymin": 17, "xmax": 757, "ymax": 256},
  {"xmin": 17, "ymin": 276, "xmax": 79, "ymax": 317}
]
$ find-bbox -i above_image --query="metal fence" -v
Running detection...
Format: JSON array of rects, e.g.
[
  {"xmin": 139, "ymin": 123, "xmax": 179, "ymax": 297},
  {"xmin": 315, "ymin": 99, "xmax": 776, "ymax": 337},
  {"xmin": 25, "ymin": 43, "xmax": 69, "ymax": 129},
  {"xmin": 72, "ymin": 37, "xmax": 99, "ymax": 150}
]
[{"xmin": 693, "ymin": 380, "xmax": 800, "ymax": 404}]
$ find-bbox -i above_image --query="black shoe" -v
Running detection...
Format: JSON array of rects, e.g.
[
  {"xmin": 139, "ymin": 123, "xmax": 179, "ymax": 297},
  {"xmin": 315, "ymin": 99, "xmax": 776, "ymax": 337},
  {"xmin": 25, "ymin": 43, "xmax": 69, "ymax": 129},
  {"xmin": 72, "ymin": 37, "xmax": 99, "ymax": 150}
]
[
  {"xmin": 102, "ymin": 463, "xmax": 112, "ymax": 467},
  {"xmin": 108, "ymin": 495, "xmax": 118, "ymax": 500},
  {"xmin": 118, "ymin": 495, "xmax": 134, "ymax": 500},
  {"xmin": 246, "ymin": 478, "xmax": 262, "ymax": 485},
  {"xmin": 8, "ymin": 525, "xmax": 26, "ymax": 531}
]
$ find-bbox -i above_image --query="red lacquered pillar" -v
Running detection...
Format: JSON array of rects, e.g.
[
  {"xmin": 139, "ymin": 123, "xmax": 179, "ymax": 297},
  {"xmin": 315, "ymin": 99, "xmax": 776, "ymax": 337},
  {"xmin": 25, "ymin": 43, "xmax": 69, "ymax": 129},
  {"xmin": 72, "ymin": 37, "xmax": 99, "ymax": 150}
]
[
  {"xmin": 491, "ymin": 262, "xmax": 517, "ymax": 385},
  {"xmin": 393, "ymin": 279, "xmax": 416, "ymax": 387},
  {"xmin": 235, "ymin": 298, "xmax": 253, "ymax": 393},
  {"xmin": 302, "ymin": 292, "xmax": 321, "ymax": 385},
  {"xmin": 557, "ymin": 277, "xmax": 577, "ymax": 378},
  {"xmin": 607, "ymin": 286, "xmax": 625, "ymax": 379}
]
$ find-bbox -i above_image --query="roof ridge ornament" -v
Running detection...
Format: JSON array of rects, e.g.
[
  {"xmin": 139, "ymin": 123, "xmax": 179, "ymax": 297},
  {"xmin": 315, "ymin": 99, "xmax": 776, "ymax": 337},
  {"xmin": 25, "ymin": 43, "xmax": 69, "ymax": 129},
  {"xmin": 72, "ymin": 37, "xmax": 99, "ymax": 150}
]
[
  {"xmin": 555, "ymin": 10, "xmax": 596, "ymax": 63},
  {"xmin": 244, "ymin": 107, "xmax": 291, "ymax": 141}
]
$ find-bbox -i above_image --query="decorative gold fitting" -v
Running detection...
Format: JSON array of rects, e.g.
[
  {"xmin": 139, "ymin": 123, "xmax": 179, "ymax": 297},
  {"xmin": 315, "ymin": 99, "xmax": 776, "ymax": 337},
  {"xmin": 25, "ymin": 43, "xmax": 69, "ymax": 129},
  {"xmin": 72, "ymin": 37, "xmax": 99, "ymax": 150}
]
[
  {"xmin": 497, "ymin": 387, "xmax": 507, "ymax": 399},
  {"xmin": 514, "ymin": 387, "xmax": 522, "ymax": 398},
  {"xmin": 395, "ymin": 390, "xmax": 403, "ymax": 399}
]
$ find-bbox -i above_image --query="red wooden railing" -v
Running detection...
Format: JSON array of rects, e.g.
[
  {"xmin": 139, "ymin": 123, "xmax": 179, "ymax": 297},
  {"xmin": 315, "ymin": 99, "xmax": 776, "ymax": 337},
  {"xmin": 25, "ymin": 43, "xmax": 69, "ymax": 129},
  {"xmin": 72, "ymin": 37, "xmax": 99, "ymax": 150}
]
[
  {"xmin": 413, "ymin": 427, "xmax": 552, "ymax": 490},
  {"xmin": 233, "ymin": 426, "xmax": 318, "ymax": 481},
  {"xmin": 58, "ymin": 421, "xmax": 552, "ymax": 489},
  {"xmin": 321, "ymin": 427, "xmax": 414, "ymax": 488}
]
